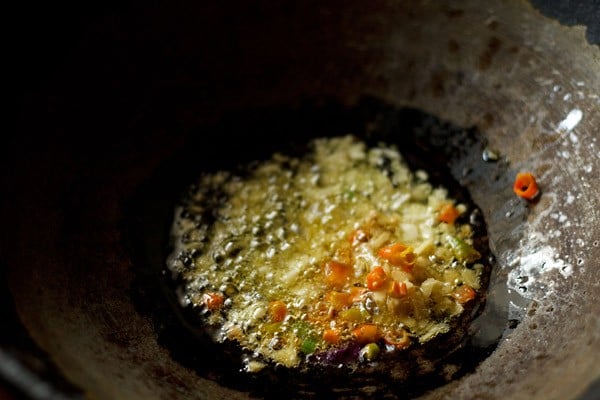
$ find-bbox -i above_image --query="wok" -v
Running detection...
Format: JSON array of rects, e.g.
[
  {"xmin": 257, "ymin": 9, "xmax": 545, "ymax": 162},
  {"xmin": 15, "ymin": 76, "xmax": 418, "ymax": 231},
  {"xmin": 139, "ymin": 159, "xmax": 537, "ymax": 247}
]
[{"xmin": 2, "ymin": 0, "xmax": 599, "ymax": 399}]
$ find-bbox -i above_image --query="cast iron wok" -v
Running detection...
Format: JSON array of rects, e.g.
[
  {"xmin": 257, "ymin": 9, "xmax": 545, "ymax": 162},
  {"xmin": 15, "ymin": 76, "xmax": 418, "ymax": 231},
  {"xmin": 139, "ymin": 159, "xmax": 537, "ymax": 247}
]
[{"xmin": 3, "ymin": 0, "xmax": 599, "ymax": 399}]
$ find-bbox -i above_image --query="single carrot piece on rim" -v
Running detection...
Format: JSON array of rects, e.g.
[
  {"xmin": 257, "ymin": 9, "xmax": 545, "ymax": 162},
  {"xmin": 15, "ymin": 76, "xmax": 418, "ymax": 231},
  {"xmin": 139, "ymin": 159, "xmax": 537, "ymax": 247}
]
[{"xmin": 513, "ymin": 172, "xmax": 539, "ymax": 200}]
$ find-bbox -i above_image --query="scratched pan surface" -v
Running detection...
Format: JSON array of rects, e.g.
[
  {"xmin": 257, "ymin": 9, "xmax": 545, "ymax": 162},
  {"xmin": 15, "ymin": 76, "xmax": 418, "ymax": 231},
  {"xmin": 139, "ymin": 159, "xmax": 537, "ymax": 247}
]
[{"xmin": 2, "ymin": 0, "xmax": 599, "ymax": 399}]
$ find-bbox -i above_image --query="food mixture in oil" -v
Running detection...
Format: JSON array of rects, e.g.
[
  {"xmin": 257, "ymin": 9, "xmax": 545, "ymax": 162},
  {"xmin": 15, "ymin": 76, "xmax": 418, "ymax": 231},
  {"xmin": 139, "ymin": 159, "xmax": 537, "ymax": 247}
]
[{"xmin": 167, "ymin": 136, "xmax": 484, "ymax": 371}]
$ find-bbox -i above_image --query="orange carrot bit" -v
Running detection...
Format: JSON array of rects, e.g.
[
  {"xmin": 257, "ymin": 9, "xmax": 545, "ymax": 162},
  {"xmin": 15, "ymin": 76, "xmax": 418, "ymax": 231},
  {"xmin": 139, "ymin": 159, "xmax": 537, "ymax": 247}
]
[
  {"xmin": 388, "ymin": 280, "xmax": 408, "ymax": 298},
  {"xmin": 383, "ymin": 329, "xmax": 411, "ymax": 349},
  {"xmin": 348, "ymin": 228, "xmax": 370, "ymax": 246},
  {"xmin": 352, "ymin": 324, "xmax": 381, "ymax": 344},
  {"xmin": 325, "ymin": 291, "xmax": 352, "ymax": 311},
  {"xmin": 349, "ymin": 286, "xmax": 368, "ymax": 303},
  {"xmin": 323, "ymin": 328, "xmax": 341, "ymax": 344},
  {"xmin": 452, "ymin": 285, "xmax": 476, "ymax": 304},
  {"xmin": 202, "ymin": 292, "xmax": 225, "ymax": 311},
  {"xmin": 268, "ymin": 300, "xmax": 288, "ymax": 322},
  {"xmin": 324, "ymin": 260, "xmax": 353, "ymax": 288},
  {"xmin": 377, "ymin": 243, "xmax": 415, "ymax": 272},
  {"xmin": 513, "ymin": 172, "xmax": 540, "ymax": 200},
  {"xmin": 438, "ymin": 203, "xmax": 460, "ymax": 224},
  {"xmin": 366, "ymin": 266, "xmax": 388, "ymax": 291}
]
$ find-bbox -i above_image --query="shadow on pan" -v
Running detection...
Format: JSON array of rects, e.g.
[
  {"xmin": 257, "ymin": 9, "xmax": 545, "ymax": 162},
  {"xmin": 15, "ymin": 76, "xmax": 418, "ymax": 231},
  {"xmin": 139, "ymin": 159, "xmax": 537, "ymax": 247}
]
[{"xmin": 124, "ymin": 97, "xmax": 516, "ymax": 399}]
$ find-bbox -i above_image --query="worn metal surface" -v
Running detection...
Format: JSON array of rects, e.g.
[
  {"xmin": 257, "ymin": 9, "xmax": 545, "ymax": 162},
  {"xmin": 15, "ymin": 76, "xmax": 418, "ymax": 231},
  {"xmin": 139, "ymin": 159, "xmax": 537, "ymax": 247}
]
[{"xmin": 3, "ymin": 0, "xmax": 599, "ymax": 399}]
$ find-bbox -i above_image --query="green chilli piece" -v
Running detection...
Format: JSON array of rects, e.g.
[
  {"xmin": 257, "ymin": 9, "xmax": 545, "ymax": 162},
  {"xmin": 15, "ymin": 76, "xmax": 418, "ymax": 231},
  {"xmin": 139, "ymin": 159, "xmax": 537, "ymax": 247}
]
[{"xmin": 447, "ymin": 235, "xmax": 481, "ymax": 263}]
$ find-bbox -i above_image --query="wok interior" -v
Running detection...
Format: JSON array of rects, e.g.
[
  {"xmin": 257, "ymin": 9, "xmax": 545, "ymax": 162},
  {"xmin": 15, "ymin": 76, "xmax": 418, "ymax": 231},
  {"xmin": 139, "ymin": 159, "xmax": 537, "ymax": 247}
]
[
  {"xmin": 126, "ymin": 101, "xmax": 505, "ymax": 399},
  {"xmin": 5, "ymin": 0, "xmax": 600, "ymax": 399}
]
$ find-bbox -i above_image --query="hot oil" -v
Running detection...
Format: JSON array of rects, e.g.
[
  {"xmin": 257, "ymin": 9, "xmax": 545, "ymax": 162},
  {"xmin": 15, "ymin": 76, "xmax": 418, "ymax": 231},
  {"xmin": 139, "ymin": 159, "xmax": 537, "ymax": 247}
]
[{"xmin": 125, "ymin": 97, "xmax": 528, "ymax": 399}]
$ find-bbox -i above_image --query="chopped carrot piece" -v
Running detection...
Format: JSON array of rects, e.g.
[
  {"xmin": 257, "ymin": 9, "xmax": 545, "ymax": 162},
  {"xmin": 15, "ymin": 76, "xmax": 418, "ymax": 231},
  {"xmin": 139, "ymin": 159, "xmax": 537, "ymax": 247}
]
[
  {"xmin": 513, "ymin": 172, "xmax": 539, "ymax": 200},
  {"xmin": 388, "ymin": 280, "xmax": 408, "ymax": 298},
  {"xmin": 202, "ymin": 292, "xmax": 225, "ymax": 311},
  {"xmin": 348, "ymin": 228, "xmax": 370, "ymax": 246},
  {"xmin": 349, "ymin": 286, "xmax": 368, "ymax": 302},
  {"xmin": 439, "ymin": 203, "xmax": 460, "ymax": 224},
  {"xmin": 325, "ymin": 291, "xmax": 352, "ymax": 310},
  {"xmin": 377, "ymin": 243, "xmax": 415, "ymax": 272},
  {"xmin": 452, "ymin": 285, "xmax": 476, "ymax": 304},
  {"xmin": 352, "ymin": 324, "xmax": 380, "ymax": 344},
  {"xmin": 323, "ymin": 328, "xmax": 341, "ymax": 344},
  {"xmin": 384, "ymin": 329, "xmax": 411, "ymax": 349},
  {"xmin": 268, "ymin": 300, "xmax": 288, "ymax": 322},
  {"xmin": 366, "ymin": 266, "xmax": 387, "ymax": 290},
  {"xmin": 324, "ymin": 260, "xmax": 353, "ymax": 288}
]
